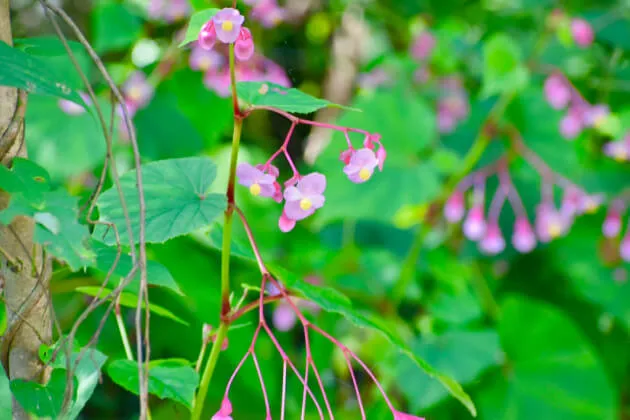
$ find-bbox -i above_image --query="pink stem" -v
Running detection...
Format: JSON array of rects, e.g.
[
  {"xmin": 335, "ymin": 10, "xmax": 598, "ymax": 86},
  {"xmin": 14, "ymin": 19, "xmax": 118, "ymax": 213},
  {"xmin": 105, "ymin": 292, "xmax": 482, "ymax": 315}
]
[
  {"xmin": 304, "ymin": 326, "xmax": 334, "ymax": 419},
  {"xmin": 235, "ymin": 207, "xmax": 269, "ymax": 275},
  {"xmin": 284, "ymin": 149, "xmax": 300, "ymax": 177},
  {"xmin": 488, "ymin": 186, "xmax": 506, "ymax": 223},
  {"xmin": 281, "ymin": 361, "xmax": 287, "ymax": 420},
  {"xmin": 345, "ymin": 356, "xmax": 366, "ymax": 419},
  {"xmin": 265, "ymin": 121, "xmax": 298, "ymax": 168},
  {"xmin": 224, "ymin": 348, "xmax": 251, "ymax": 397},
  {"xmin": 251, "ymin": 352, "xmax": 272, "ymax": 417},
  {"xmin": 301, "ymin": 352, "xmax": 310, "ymax": 420}
]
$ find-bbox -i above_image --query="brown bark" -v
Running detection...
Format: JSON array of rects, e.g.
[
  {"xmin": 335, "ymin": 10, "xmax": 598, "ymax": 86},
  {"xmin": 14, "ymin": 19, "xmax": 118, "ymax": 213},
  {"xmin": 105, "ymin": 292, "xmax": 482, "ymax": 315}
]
[{"xmin": 0, "ymin": 1, "xmax": 53, "ymax": 418}]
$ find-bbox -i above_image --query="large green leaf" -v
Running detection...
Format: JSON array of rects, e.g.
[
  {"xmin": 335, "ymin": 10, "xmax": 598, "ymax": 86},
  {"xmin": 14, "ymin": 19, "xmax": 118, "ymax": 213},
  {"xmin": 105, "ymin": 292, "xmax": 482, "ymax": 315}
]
[
  {"xmin": 94, "ymin": 157, "xmax": 226, "ymax": 245},
  {"xmin": 10, "ymin": 370, "xmax": 76, "ymax": 419},
  {"xmin": 92, "ymin": 2, "xmax": 143, "ymax": 54},
  {"xmin": 0, "ymin": 365, "xmax": 10, "ymax": 418},
  {"xmin": 0, "ymin": 158, "xmax": 94, "ymax": 269},
  {"xmin": 237, "ymin": 82, "xmax": 349, "ymax": 114},
  {"xmin": 52, "ymin": 347, "xmax": 108, "ymax": 420},
  {"xmin": 179, "ymin": 9, "xmax": 220, "ymax": 46},
  {"xmin": 75, "ymin": 286, "xmax": 188, "ymax": 326},
  {"xmin": 107, "ymin": 359, "xmax": 199, "ymax": 408},
  {"xmin": 398, "ymin": 329, "xmax": 502, "ymax": 411},
  {"xmin": 482, "ymin": 33, "xmax": 529, "ymax": 97},
  {"xmin": 0, "ymin": 41, "xmax": 82, "ymax": 103},
  {"xmin": 477, "ymin": 296, "xmax": 618, "ymax": 419},
  {"xmin": 26, "ymin": 95, "xmax": 106, "ymax": 180},
  {"xmin": 271, "ymin": 266, "xmax": 477, "ymax": 416},
  {"xmin": 91, "ymin": 240, "xmax": 182, "ymax": 295}
]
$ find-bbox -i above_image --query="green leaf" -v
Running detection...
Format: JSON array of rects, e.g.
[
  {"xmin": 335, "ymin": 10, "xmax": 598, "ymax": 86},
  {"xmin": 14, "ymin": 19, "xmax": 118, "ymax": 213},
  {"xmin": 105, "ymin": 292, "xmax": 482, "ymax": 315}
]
[
  {"xmin": 95, "ymin": 157, "xmax": 226, "ymax": 245},
  {"xmin": 107, "ymin": 359, "xmax": 199, "ymax": 408},
  {"xmin": 26, "ymin": 95, "xmax": 106, "ymax": 180},
  {"xmin": 75, "ymin": 286, "xmax": 188, "ymax": 325},
  {"xmin": 477, "ymin": 296, "xmax": 618, "ymax": 420},
  {"xmin": 398, "ymin": 329, "xmax": 502, "ymax": 411},
  {"xmin": 0, "ymin": 40, "xmax": 82, "ymax": 102},
  {"xmin": 0, "ymin": 364, "xmax": 11, "ymax": 418},
  {"xmin": 92, "ymin": 2, "xmax": 143, "ymax": 54},
  {"xmin": 482, "ymin": 33, "xmax": 529, "ymax": 97},
  {"xmin": 0, "ymin": 158, "xmax": 95, "ymax": 269},
  {"xmin": 52, "ymin": 347, "xmax": 108, "ymax": 420},
  {"xmin": 237, "ymin": 82, "xmax": 350, "ymax": 114},
  {"xmin": 91, "ymin": 240, "xmax": 182, "ymax": 295},
  {"xmin": 271, "ymin": 266, "xmax": 477, "ymax": 416},
  {"xmin": 179, "ymin": 9, "xmax": 220, "ymax": 47},
  {"xmin": 10, "ymin": 370, "xmax": 76, "ymax": 418}
]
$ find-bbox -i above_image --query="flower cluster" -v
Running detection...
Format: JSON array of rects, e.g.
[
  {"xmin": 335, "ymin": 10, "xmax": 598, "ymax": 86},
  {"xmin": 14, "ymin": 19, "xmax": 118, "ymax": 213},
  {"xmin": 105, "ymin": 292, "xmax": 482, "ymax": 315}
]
[
  {"xmin": 436, "ymin": 76, "xmax": 470, "ymax": 134},
  {"xmin": 237, "ymin": 118, "xmax": 385, "ymax": 232},
  {"xmin": 543, "ymin": 72, "xmax": 609, "ymax": 140},
  {"xmin": 189, "ymin": 43, "xmax": 290, "ymax": 97},
  {"xmin": 244, "ymin": 0, "xmax": 286, "ymax": 28},
  {"xmin": 445, "ymin": 137, "xmax": 604, "ymax": 256},
  {"xmin": 199, "ymin": 8, "xmax": 255, "ymax": 62},
  {"xmin": 148, "ymin": 0, "xmax": 191, "ymax": 23},
  {"xmin": 603, "ymin": 133, "xmax": 630, "ymax": 162}
]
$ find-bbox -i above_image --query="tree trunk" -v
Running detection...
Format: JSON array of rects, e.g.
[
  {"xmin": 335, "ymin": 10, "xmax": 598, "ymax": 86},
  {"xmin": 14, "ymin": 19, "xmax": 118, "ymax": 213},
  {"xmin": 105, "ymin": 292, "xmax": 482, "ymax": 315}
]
[{"xmin": 0, "ymin": 1, "xmax": 53, "ymax": 419}]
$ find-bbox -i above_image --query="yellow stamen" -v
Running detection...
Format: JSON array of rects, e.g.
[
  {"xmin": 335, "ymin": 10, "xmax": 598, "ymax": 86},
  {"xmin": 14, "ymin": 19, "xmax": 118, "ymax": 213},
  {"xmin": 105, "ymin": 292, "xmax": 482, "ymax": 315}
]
[
  {"xmin": 585, "ymin": 200, "xmax": 599, "ymax": 214},
  {"xmin": 221, "ymin": 21, "xmax": 234, "ymax": 32},
  {"xmin": 128, "ymin": 86, "xmax": 142, "ymax": 101},
  {"xmin": 359, "ymin": 168, "xmax": 371, "ymax": 181},
  {"xmin": 548, "ymin": 222, "xmax": 562, "ymax": 238},
  {"xmin": 249, "ymin": 183, "xmax": 261, "ymax": 196},
  {"xmin": 300, "ymin": 198, "xmax": 312, "ymax": 211}
]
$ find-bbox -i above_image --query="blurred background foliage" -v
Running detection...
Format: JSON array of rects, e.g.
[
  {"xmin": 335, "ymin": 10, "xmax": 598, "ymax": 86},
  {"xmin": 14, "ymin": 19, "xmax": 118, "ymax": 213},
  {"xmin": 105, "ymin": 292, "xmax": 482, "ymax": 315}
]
[{"xmin": 2, "ymin": 0, "xmax": 630, "ymax": 419}]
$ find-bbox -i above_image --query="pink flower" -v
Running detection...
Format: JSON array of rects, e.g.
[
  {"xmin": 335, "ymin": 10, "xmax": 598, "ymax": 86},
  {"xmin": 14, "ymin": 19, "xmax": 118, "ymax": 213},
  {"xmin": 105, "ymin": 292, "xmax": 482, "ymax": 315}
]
[
  {"xmin": 272, "ymin": 302, "xmax": 297, "ymax": 331},
  {"xmin": 250, "ymin": 0, "xmax": 286, "ymax": 28},
  {"xmin": 603, "ymin": 135, "xmax": 630, "ymax": 161},
  {"xmin": 394, "ymin": 410, "xmax": 425, "ymax": 420},
  {"xmin": 535, "ymin": 202, "xmax": 566, "ymax": 243},
  {"xmin": 122, "ymin": 71, "xmax": 154, "ymax": 114},
  {"xmin": 189, "ymin": 44, "xmax": 223, "ymax": 71},
  {"xmin": 236, "ymin": 163, "xmax": 282, "ymax": 201},
  {"xmin": 199, "ymin": 21, "xmax": 217, "ymax": 50},
  {"xmin": 410, "ymin": 31, "xmax": 436, "ymax": 61},
  {"xmin": 58, "ymin": 92, "xmax": 92, "ymax": 115},
  {"xmin": 479, "ymin": 222, "xmax": 505, "ymax": 255},
  {"xmin": 343, "ymin": 148, "xmax": 379, "ymax": 183},
  {"xmin": 278, "ymin": 211, "xmax": 296, "ymax": 232},
  {"xmin": 584, "ymin": 104, "xmax": 610, "ymax": 128},
  {"xmin": 148, "ymin": 0, "xmax": 191, "ymax": 22},
  {"xmin": 463, "ymin": 204, "xmax": 486, "ymax": 241},
  {"xmin": 444, "ymin": 190, "xmax": 465, "ymax": 223},
  {"xmin": 211, "ymin": 398, "xmax": 233, "ymax": 420},
  {"xmin": 603, "ymin": 206, "xmax": 623, "ymax": 238},
  {"xmin": 283, "ymin": 173, "xmax": 326, "ymax": 221},
  {"xmin": 621, "ymin": 233, "xmax": 630, "ymax": 262},
  {"xmin": 214, "ymin": 8, "xmax": 245, "ymax": 43},
  {"xmin": 543, "ymin": 73, "xmax": 571, "ymax": 110},
  {"xmin": 234, "ymin": 27, "xmax": 255, "ymax": 61},
  {"xmin": 204, "ymin": 68, "xmax": 232, "ymax": 97},
  {"xmin": 512, "ymin": 217, "xmax": 536, "ymax": 253},
  {"xmin": 571, "ymin": 18, "xmax": 595, "ymax": 47},
  {"xmin": 559, "ymin": 108, "xmax": 584, "ymax": 140}
]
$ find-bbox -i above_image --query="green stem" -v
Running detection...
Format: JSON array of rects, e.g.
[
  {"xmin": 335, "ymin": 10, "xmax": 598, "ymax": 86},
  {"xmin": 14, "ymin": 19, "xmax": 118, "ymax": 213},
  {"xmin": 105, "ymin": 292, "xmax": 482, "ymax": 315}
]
[
  {"xmin": 114, "ymin": 297, "xmax": 134, "ymax": 361},
  {"xmin": 470, "ymin": 263, "xmax": 501, "ymax": 321},
  {"xmin": 191, "ymin": 323, "xmax": 228, "ymax": 420},
  {"xmin": 190, "ymin": 42, "xmax": 241, "ymax": 420}
]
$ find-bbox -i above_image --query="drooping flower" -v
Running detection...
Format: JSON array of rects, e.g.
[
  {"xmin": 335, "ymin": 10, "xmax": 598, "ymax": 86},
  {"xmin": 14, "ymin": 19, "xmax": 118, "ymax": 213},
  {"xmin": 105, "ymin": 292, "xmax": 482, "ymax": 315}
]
[
  {"xmin": 410, "ymin": 31, "xmax": 436, "ymax": 61},
  {"xmin": 543, "ymin": 73, "xmax": 571, "ymax": 110},
  {"xmin": 559, "ymin": 107, "xmax": 584, "ymax": 140},
  {"xmin": 122, "ymin": 71, "xmax": 154, "ymax": 114},
  {"xmin": 236, "ymin": 163, "xmax": 282, "ymax": 201},
  {"xmin": 463, "ymin": 204, "xmax": 486, "ymax": 241},
  {"xmin": 479, "ymin": 222, "xmax": 506, "ymax": 255},
  {"xmin": 343, "ymin": 148, "xmax": 379, "ymax": 183},
  {"xmin": 234, "ymin": 27, "xmax": 255, "ymax": 61},
  {"xmin": 214, "ymin": 8, "xmax": 245, "ymax": 43},
  {"xmin": 535, "ymin": 202, "xmax": 566, "ymax": 242},
  {"xmin": 620, "ymin": 232, "xmax": 630, "ymax": 262},
  {"xmin": 603, "ymin": 135, "xmax": 630, "ymax": 162},
  {"xmin": 444, "ymin": 190, "xmax": 465, "ymax": 223},
  {"xmin": 278, "ymin": 210, "xmax": 296, "ymax": 232},
  {"xmin": 272, "ymin": 302, "xmax": 298, "ymax": 331},
  {"xmin": 211, "ymin": 398, "xmax": 233, "ymax": 420},
  {"xmin": 283, "ymin": 173, "xmax": 326, "ymax": 222},
  {"xmin": 571, "ymin": 18, "xmax": 595, "ymax": 47},
  {"xmin": 189, "ymin": 44, "xmax": 224, "ymax": 71},
  {"xmin": 512, "ymin": 216, "xmax": 536, "ymax": 253}
]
